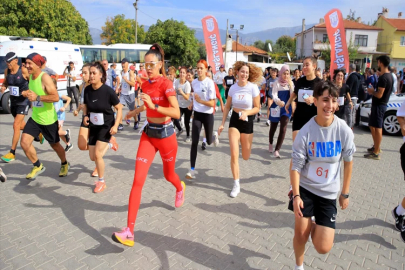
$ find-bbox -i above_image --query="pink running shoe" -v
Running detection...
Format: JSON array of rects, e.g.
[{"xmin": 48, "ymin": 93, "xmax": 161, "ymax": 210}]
[
  {"xmin": 269, "ymin": 144, "xmax": 273, "ymax": 153},
  {"xmin": 175, "ymin": 181, "xmax": 186, "ymax": 208},
  {"xmin": 112, "ymin": 227, "xmax": 134, "ymax": 247}
]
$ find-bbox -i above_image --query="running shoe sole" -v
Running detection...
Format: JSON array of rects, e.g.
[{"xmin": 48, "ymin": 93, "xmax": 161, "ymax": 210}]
[
  {"xmin": 1, "ymin": 157, "xmax": 15, "ymax": 163},
  {"xmin": 185, "ymin": 173, "xmax": 194, "ymax": 180},
  {"xmin": 26, "ymin": 166, "xmax": 46, "ymax": 180},
  {"xmin": 112, "ymin": 234, "xmax": 134, "ymax": 247}
]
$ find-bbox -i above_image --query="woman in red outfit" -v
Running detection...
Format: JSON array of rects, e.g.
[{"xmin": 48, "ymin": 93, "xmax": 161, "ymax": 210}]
[{"xmin": 112, "ymin": 44, "xmax": 185, "ymax": 247}]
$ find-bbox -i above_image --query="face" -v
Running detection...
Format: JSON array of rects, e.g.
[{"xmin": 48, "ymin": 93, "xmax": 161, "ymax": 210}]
[
  {"xmin": 81, "ymin": 67, "xmax": 90, "ymax": 83},
  {"xmin": 186, "ymin": 72, "xmax": 193, "ymax": 82},
  {"xmin": 6, "ymin": 58, "xmax": 18, "ymax": 70},
  {"xmin": 139, "ymin": 64, "xmax": 144, "ymax": 70},
  {"xmin": 228, "ymin": 68, "xmax": 233, "ymax": 76},
  {"xmin": 25, "ymin": 59, "xmax": 39, "ymax": 74},
  {"xmin": 281, "ymin": 70, "xmax": 290, "ymax": 81},
  {"xmin": 121, "ymin": 62, "xmax": 128, "ymax": 70},
  {"xmin": 144, "ymin": 54, "xmax": 162, "ymax": 78},
  {"xmin": 315, "ymin": 71, "xmax": 321, "ymax": 78},
  {"xmin": 102, "ymin": 60, "xmax": 108, "ymax": 71},
  {"xmin": 303, "ymin": 59, "xmax": 316, "ymax": 77},
  {"xmin": 270, "ymin": 70, "xmax": 276, "ymax": 78},
  {"xmin": 335, "ymin": 72, "xmax": 344, "ymax": 84},
  {"xmin": 196, "ymin": 63, "xmax": 207, "ymax": 77},
  {"xmin": 294, "ymin": 70, "xmax": 300, "ymax": 78},
  {"xmin": 220, "ymin": 67, "xmax": 224, "ymax": 72},
  {"xmin": 168, "ymin": 72, "xmax": 175, "ymax": 81},
  {"xmin": 314, "ymin": 90, "xmax": 338, "ymax": 121},
  {"xmin": 69, "ymin": 63, "xmax": 74, "ymax": 69},
  {"xmin": 89, "ymin": 66, "xmax": 103, "ymax": 84},
  {"xmin": 322, "ymin": 73, "xmax": 327, "ymax": 80},
  {"xmin": 237, "ymin": 66, "xmax": 249, "ymax": 82},
  {"xmin": 179, "ymin": 69, "xmax": 186, "ymax": 79}
]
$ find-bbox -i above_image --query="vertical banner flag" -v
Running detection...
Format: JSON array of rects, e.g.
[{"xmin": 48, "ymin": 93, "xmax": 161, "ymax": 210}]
[
  {"xmin": 201, "ymin": 15, "xmax": 224, "ymax": 74},
  {"xmin": 324, "ymin": 9, "xmax": 349, "ymax": 75}
]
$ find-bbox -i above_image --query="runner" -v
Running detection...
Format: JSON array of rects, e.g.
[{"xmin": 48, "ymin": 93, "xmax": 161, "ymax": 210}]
[
  {"xmin": 0, "ymin": 52, "xmax": 36, "ymax": 163},
  {"xmin": 173, "ymin": 67, "xmax": 192, "ymax": 141},
  {"xmin": 52, "ymin": 78, "xmax": 73, "ymax": 152},
  {"xmin": 218, "ymin": 61, "xmax": 261, "ymax": 198},
  {"xmin": 333, "ymin": 69, "xmax": 351, "ymax": 121},
  {"xmin": 185, "ymin": 60, "xmax": 219, "ymax": 179},
  {"xmin": 289, "ymin": 81, "xmax": 355, "ymax": 270},
  {"xmin": 223, "ymin": 68, "xmax": 236, "ymax": 100},
  {"xmin": 266, "ymin": 68, "xmax": 277, "ymax": 126},
  {"xmin": 214, "ymin": 64, "xmax": 227, "ymax": 107},
  {"xmin": 112, "ymin": 44, "xmax": 185, "ymax": 247},
  {"xmin": 82, "ymin": 61, "xmax": 123, "ymax": 193},
  {"xmin": 268, "ymin": 65, "xmax": 294, "ymax": 158},
  {"xmin": 120, "ymin": 58, "xmax": 139, "ymax": 130},
  {"xmin": 20, "ymin": 53, "xmax": 70, "ymax": 179}
]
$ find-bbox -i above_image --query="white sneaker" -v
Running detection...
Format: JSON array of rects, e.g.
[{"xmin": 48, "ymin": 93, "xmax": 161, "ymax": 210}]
[
  {"xmin": 230, "ymin": 183, "xmax": 240, "ymax": 198},
  {"xmin": 213, "ymin": 131, "xmax": 219, "ymax": 147},
  {"xmin": 266, "ymin": 120, "xmax": 270, "ymax": 126},
  {"xmin": 185, "ymin": 170, "xmax": 195, "ymax": 180}
]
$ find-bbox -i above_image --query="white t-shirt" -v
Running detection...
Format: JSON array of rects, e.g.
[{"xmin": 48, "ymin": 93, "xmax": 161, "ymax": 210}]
[
  {"xmin": 121, "ymin": 70, "xmax": 134, "ymax": 95},
  {"xmin": 228, "ymin": 82, "xmax": 260, "ymax": 110},
  {"xmin": 174, "ymin": 79, "xmax": 191, "ymax": 108},
  {"xmin": 67, "ymin": 69, "xmax": 76, "ymax": 84},
  {"xmin": 214, "ymin": 71, "xmax": 227, "ymax": 85},
  {"xmin": 192, "ymin": 77, "xmax": 216, "ymax": 114}
]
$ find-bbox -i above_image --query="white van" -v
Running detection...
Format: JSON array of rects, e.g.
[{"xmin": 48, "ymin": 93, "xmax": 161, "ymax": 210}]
[{"xmin": 0, "ymin": 38, "xmax": 83, "ymax": 114}]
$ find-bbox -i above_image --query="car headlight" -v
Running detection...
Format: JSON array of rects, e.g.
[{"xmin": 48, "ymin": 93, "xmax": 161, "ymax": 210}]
[{"xmin": 362, "ymin": 103, "xmax": 372, "ymax": 108}]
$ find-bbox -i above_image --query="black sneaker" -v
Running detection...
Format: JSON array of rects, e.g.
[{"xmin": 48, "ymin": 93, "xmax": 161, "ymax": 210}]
[
  {"xmin": 201, "ymin": 142, "xmax": 206, "ymax": 150},
  {"xmin": 364, "ymin": 152, "xmax": 380, "ymax": 160},
  {"xmin": 133, "ymin": 122, "xmax": 139, "ymax": 130},
  {"xmin": 118, "ymin": 124, "xmax": 124, "ymax": 131},
  {"xmin": 65, "ymin": 129, "xmax": 71, "ymax": 144},
  {"xmin": 65, "ymin": 143, "xmax": 73, "ymax": 153},
  {"xmin": 401, "ymin": 226, "xmax": 405, "ymax": 243},
  {"xmin": 392, "ymin": 206, "xmax": 404, "ymax": 231},
  {"xmin": 367, "ymin": 146, "xmax": 375, "ymax": 153}
]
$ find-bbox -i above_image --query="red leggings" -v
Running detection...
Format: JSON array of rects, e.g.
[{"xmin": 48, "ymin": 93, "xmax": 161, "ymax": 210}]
[{"xmin": 127, "ymin": 132, "xmax": 182, "ymax": 231}]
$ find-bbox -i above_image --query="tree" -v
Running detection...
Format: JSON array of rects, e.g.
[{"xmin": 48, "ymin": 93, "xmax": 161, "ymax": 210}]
[
  {"xmin": 101, "ymin": 14, "xmax": 146, "ymax": 45},
  {"xmin": 144, "ymin": 19, "xmax": 199, "ymax": 67},
  {"xmin": 253, "ymin": 40, "xmax": 265, "ymax": 51},
  {"xmin": 0, "ymin": 0, "xmax": 92, "ymax": 44},
  {"xmin": 197, "ymin": 43, "xmax": 207, "ymax": 60},
  {"xmin": 275, "ymin": 35, "xmax": 296, "ymax": 54},
  {"xmin": 319, "ymin": 39, "xmax": 359, "ymax": 69}
]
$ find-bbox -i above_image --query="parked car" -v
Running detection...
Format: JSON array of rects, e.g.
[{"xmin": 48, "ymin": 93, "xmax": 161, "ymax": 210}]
[{"xmin": 359, "ymin": 94, "xmax": 404, "ymax": 136}]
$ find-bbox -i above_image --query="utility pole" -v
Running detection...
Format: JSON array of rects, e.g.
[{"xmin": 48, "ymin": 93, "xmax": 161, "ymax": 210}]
[
  {"xmin": 225, "ymin": 19, "xmax": 228, "ymax": 69},
  {"xmin": 133, "ymin": 0, "xmax": 139, "ymax": 44}
]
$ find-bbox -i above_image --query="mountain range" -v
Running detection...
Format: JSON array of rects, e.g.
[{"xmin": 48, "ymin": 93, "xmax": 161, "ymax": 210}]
[{"xmin": 89, "ymin": 23, "xmax": 315, "ymax": 45}]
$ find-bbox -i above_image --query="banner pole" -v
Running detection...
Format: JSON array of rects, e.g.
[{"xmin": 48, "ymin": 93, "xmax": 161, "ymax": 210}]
[{"xmin": 225, "ymin": 19, "xmax": 228, "ymax": 69}]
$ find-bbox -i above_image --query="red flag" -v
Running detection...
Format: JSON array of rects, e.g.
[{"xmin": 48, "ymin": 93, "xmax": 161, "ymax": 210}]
[
  {"xmin": 201, "ymin": 15, "xmax": 224, "ymax": 74},
  {"xmin": 324, "ymin": 9, "xmax": 349, "ymax": 75}
]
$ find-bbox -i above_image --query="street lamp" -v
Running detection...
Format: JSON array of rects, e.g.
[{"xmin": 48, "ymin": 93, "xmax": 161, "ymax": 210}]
[
  {"xmin": 133, "ymin": 0, "xmax": 139, "ymax": 44},
  {"xmin": 230, "ymin": 24, "xmax": 244, "ymax": 61}
]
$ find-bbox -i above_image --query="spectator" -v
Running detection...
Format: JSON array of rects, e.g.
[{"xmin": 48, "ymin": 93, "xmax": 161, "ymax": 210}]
[
  {"xmin": 345, "ymin": 64, "xmax": 361, "ymax": 128},
  {"xmin": 62, "ymin": 61, "xmax": 79, "ymax": 112},
  {"xmin": 364, "ymin": 55, "xmax": 393, "ymax": 160},
  {"xmin": 391, "ymin": 67, "xmax": 397, "ymax": 95}
]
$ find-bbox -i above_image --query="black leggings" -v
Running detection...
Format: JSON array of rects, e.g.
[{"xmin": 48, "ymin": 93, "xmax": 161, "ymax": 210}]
[
  {"xmin": 190, "ymin": 111, "xmax": 214, "ymax": 168},
  {"xmin": 269, "ymin": 115, "xmax": 289, "ymax": 151},
  {"xmin": 401, "ymin": 143, "xmax": 405, "ymax": 180},
  {"xmin": 67, "ymin": 86, "xmax": 79, "ymax": 110},
  {"xmin": 173, "ymin": 107, "xmax": 193, "ymax": 136}
]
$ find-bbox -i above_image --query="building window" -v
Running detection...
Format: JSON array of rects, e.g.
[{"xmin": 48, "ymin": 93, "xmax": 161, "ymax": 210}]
[
  {"xmin": 323, "ymin": 34, "xmax": 329, "ymax": 43},
  {"xmin": 354, "ymin": 35, "xmax": 368, "ymax": 46},
  {"xmin": 401, "ymin": 36, "xmax": 405, "ymax": 46}
]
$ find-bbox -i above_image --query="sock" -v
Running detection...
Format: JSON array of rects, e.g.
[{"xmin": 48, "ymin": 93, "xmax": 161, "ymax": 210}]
[
  {"xmin": 61, "ymin": 161, "xmax": 67, "ymax": 165},
  {"xmin": 33, "ymin": 160, "xmax": 41, "ymax": 167},
  {"xmin": 295, "ymin": 265, "xmax": 304, "ymax": 270},
  {"xmin": 108, "ymin": 143, "xmax": 113, "ymax": 149},
  {"xmin": 234, "ymin": 179, "xmax": 240, "ymax": 186},
  {"xmin": 98, "ymin": 177, "xmax": 104, "ymax": 182},
  {"xmin": 203, "ymin": 138, "xmax": 207, "ymax": 143},
  {"xmin": 396, "ymin": 204, "xmax": 405, "ymax": 216},
  {"xmin": 10, "ymin": 149, "xmax": 16, "ymax": 155},
  {"xmin": 191, "ymin": 167, "xmax": 195, "ymax": 171}
]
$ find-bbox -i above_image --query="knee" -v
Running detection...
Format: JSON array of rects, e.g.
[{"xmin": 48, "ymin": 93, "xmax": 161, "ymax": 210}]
[
  {"xmin": 13, "ymin": 121, "xmax": 21, "ymax": 130},
  {"xmin": 313, "ymin": 242, "xmax": 332, "ymax": 254},
  {"xmin": 20, "ymin": 138, "xmax": 30, "ymax": 150},
  {"xmin": 294, "ymin": 231, "xmax": 310, "ymax": 244}
]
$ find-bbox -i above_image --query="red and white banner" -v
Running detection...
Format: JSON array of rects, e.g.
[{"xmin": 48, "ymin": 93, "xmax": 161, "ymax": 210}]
[
  {"xmin": 201, "ymin": 15, "xmax": 224, "ymax": 74},
  {"xmin": 324, "ymin": 9, "xmax": 349, "ymax": 75}
]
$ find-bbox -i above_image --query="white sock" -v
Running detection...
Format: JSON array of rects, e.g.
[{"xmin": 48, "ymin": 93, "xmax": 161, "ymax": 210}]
[
  {"xmin": 295, "ymin": 265, "xmax": 304, "ymax": 270},
  {"xmin": 108, "ymin": 143, "xmax": 113, "ymax": 149},
  {"xmin": 99, "ymin": 177, "xmax": 104, "ymax": 182},
  {"xmin": 234, "ymin": 179, "xmax": 240, "ymax": 186},
  {"xmin": 203, "ymin": 138, "xmax": 207, "ymax": 143},
  {"xmin": 396, "ymin": 204, "xmax": 405, "ymax": 216}
]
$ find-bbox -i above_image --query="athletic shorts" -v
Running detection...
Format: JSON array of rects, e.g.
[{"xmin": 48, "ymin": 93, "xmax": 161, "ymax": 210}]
[
  {"xmin": 288, "ymin": 186, "xmax": 337, "ymax": 229},
  {"xmin": 120, "ymin": 93, "xmax": 135, "ymax": 111},
  {"xmin": 80, "ymin": 115, "xmax": 89, "ymax": 129},
  {"xmin": 11, "ymin": 104, "xmax": 30, "ymax": 117},
  {"xmin": 23, "ymin": 118, "xmax": 60, "ymax": 144},
  {"xmin": 229, "ymin": 110, "xmax": 254, "ymax": 134},
  {"xmin": 134, "ymin": 88, "xmax": 140, "ymax": 98},
  {"xmin": 368, "ymin": 104, "xmax": 387, "ymax": 128},
  {"xmin": 88, "ymin": 126, "xmax": 112, "ymax": 146},
  {"xmin": 400, "ymin": 143, "xmax": 405, "ymax": 180}
]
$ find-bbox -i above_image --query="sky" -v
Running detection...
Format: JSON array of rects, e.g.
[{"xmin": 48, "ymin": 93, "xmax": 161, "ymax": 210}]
[{"xmin": 73, "ymin": 0, "xmax": 404, "ymax": 33}]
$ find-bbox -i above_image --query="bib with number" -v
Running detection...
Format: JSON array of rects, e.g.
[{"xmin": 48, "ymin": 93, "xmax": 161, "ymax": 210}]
[
  {"xmin": 8, "ymin": 86, "xmax": 20, "ymax": 96},
  {"xmin": 307, "ymin": 162, "xmax": 338, "ymax": 184},
  {"xmin": 298, "ymin": 89, "xmax": 314, "ymax": 103},
  {"xmin": 90, "ymin": 112, "xmax": 104, "ymax": 125},
  {"xmin": 270, "ymin": 107, "xmax": 280, "ymax": 118},
  {"xmin": 227, "ymin": 79, "xmax": 234, "ymax": 85},
  {"xmin": 33, "ymin": 100, "xmax": 44, "ymax": 107},
  {"xmin": 337, "ymin": 97, "xmax": 344, "ymax": 106}
]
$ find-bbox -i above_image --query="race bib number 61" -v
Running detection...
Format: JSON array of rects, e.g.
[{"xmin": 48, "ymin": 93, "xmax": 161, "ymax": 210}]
[{"xmin": 308, "ymin": 162, "xmax": 338, "ymax": 184}]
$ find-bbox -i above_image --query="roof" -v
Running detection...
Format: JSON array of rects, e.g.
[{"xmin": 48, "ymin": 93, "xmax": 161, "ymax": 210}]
[
  {"xmin": 381, "ymin": 16, "xmax": 405, "ymax": 31},
  {"xmin": 314, "ymin": 19, "xmax": 383, "ymax": 31},
  {"xmin": 222, "ymin": 41, "xmax": 268, "ymax": 55}
]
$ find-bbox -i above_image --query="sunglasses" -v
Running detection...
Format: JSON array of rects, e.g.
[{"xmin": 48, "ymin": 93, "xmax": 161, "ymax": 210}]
[{"xmin": 144, "ymin": 61, "xmax": 160, "ymax": 69}]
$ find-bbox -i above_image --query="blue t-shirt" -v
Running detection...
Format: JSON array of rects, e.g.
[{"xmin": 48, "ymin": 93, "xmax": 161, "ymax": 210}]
[
  {"xmin": 54, "ymin": 93, "xmax": 65, "ymax": 121},
  {"xmin": 106, "ymin": 69, "xmax": 117, "ymax": 88}
]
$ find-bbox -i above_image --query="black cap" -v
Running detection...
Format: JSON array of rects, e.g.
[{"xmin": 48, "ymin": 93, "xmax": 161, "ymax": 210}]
[
  {"xmin": 5, "ymin": 52, "xmax": 17, "ymax": 62},
  {"xmin": 42, "ymin": 56, "xmax": 47, "ymax": 62},
  {"xmin": 121, "ymin": 58, "xmax": 129, "ymax": 63}
]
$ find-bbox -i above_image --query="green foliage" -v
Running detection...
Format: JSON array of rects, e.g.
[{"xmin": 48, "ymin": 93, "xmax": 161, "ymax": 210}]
[
  {"xmin": 275, "ymin": 35, "xmax": 296, "ymax": 54},
  {"xmin": 0, "ymin": 0, "xmax": 92, "ymax": 44},
  {"xmin": 319, "ymin": 39, "xmax": 359, "ymax": 69},
  {"xmin": 198, "ymin": 43, "xmax": 207, "ymax": 60},
  {"xmin": 253, "ymin": 39, "xmax": 273, "ymax": 52},
  {"xmin": 101, "ymin": 14, "xmax": 145, "ymax": 45},
  {"xmin": 145, "ymin": 19, "xmax": 199, "ymax": 67}
]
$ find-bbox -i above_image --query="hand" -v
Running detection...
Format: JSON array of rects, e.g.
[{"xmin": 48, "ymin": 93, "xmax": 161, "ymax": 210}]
[
  {"xmin": 59, "ymin": 107, "xmax": 65, "ymax": 112},
  {"xmin": 73, "ymin": 110, "xmax": 79, "ymax": 116},
  {"xmin": 83, "ymin": 116, "xmax": 89, "ymax": 126},
  {"xmin": 220, "ymin": 104, "xmax": 224, "ymax": 112},
  {"xmin": 125, "ymin": 110, "xmax": 136, "ymax": 120},
  {"xmin": 27, "ymin": 90, "xmax": 38, "ymax": 102},
  {"xmin": 293, "ymin": 196, "xmax": 304, "ymax": 218},
  {"xmin": 178, "ymin": 88, "xmax": 183, "ymax": 95},
  {"xmin": 194, "ymin": 93, "xmax": 202, "ymax": 103},
  {"xmin": 239, "ymin": 111, "xmax": 247, "ymax": 121},
  {"xmin": 187, "ymin": 104, "xmax": 193, "ymax": 110},
  {"xmin": 367, "ymin": 86, "xmax": 374, "ymax": 94},
  {"xmin": 218, "ymin": 125, "xmax": 224, "ymax": 136},
  {"xmin": 140, "ymin": 93, "xmax": 153, "ymax": 109},
  {"xmin": 339, "ymin": 195, "xmax": 349, "ymax": 210},
  {"xmin": 110, "ymin": 125, "xmax": 118, "ymax": 135},
  {"xmin": 0, "ymin": 86, "xmax": 6, "ymax": 93},
  {"xmin": 285, "ymin": 102, "xmax": 290, "ymax": 114},
  {"xmin": 277, "ymin": 101, "xmax": 285, "ymax": 107},
  {"xmin": 304, "ymin": 95, "xmax": 314, "ymax": 105}
]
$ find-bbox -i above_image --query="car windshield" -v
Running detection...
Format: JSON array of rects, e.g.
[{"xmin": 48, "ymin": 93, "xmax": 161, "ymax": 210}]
[{"xmin": 0, "ymin": 57, "xmax": 23, "ymax": 75}]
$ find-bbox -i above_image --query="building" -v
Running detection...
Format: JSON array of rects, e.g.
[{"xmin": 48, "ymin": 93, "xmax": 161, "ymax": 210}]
[
  {"xmin": 375, "ymin": 9, "xmax": 405, "ymax": 72},
  {"xmin": 295, "ymin": 18, "xmax": 386, "ymax": 71},
  {"xmin": 222, "ymin": 40, "xmax": 270, "ymax": 70}
]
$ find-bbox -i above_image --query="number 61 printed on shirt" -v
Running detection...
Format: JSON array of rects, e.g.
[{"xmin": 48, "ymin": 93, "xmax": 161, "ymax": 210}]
[{"xmin": 307, "ymin": 162, "xmax": 338, "ymax": 184}]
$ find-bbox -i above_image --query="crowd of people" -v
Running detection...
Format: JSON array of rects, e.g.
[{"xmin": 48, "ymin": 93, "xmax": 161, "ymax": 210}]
[{"xmin": 0, "ymin": 46, "xmax": 404, "ymax": 270}]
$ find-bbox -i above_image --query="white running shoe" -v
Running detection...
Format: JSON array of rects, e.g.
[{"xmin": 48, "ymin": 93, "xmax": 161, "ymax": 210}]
[
  {"xmin": 230, "ymin": 183, "xmax": 240, "ymax": 198},
  {"xmin": 213, "ymin": 131, "xmax": 219, "ymax": 147},
  {"xmin": 266, "ymin": 120, "xmax": 270, "ymax": 126},
  {"xmin": 185, "ymin": 170, "xmax": 195, "ymax": 180}
]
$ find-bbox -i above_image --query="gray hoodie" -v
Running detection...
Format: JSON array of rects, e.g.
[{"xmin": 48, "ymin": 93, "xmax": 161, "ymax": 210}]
[{"xmin": 292, "ymin": 116, "xmax": 356, "ymax": 199}]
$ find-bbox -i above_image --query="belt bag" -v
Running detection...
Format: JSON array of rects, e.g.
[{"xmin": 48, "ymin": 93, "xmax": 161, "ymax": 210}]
[{"xmin": 144, "ymin": 123, "xmax": 174, "ymax": 139}]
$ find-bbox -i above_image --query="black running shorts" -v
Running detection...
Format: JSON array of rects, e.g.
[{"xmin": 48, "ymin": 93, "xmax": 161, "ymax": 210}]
[
  {"xmin": 11, "ymin": 104, "xmax": 30, "ymax": 117},
  {"xmin": 88, "ymin": 126, "xmax": 112, "ymax": 146},
  {"xmin": 229, "ymin": 110, "xmax": 254, "ymax": 134},
  {"xmin": 23, "ymin": 118, "xmax": 60, "ymax": 144}
]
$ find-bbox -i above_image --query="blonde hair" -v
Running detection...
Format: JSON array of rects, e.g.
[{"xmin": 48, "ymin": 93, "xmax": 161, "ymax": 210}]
[{"xmin": 233, "ymin": 61, "xmax": 263, "ymax": 85}]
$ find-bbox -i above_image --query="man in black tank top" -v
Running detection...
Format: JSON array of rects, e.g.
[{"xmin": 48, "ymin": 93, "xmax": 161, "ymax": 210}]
[{"xmin": 0, "ymin": 52, "xmax": 31, "ymax": 163}]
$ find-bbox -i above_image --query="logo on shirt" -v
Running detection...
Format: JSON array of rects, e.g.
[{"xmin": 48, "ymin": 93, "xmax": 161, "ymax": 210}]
[
  {"xmin": 92, "ymin": 99, "xmax": 98, "ymax": 102},
  {"xmin": 162, "ymin": 157, "xmax": 174, "ymax": 162},
  {"xmin": 308, "ymin": 141, "xmax": 342, "ymax": 157},
  {"xmin": 165, "ymin": 88, "xmax": 175, "ymax": 94}
]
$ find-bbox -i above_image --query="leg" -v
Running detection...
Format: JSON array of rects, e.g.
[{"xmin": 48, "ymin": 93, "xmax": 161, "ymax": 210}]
[
  {"xmin": 49, "ymin": 143, "xmax": 67, "ymax": 163},
  {"xmin": 93, "ymin": 141, "xmax": 109, "ymax": 179},
  {"xmin": 67, "ymin": 87, "xmax": 74, "ymax": 111},
  {"xmin": 11, "ymin": 114, "xmax": 26, "ymax": 151},
  {"xmin": 369, "ymin": 126, "xmax": 376, "ymax": 148},
  {"xmin": 184, "ymin": 108, "xmax": 192, "ymax": 137},
  {"xmin": 275, "ymin": 116, "xmax": 289, "ymax": 151},
  {"xmin": 190, "ymin": 113, "xmax": 203, "ymax": 168},
  {"xmin": 269, "ymin": 121, "xmax": 279, "ymax": 144},
  {"xmin": 374, "ymin": 127, "xmax": 383, "ymax": 153},
  {"xmin": 203, "ymin": 114, "xmax": 214, "ymax": 145},
  {"xmin": 293, "ymin": 217, "xmax": 312, "ymax": 266},
  {"xmin": 21, "ymin": 133, "xmax": 38, "ymax": 163},
  {"xmin": 78, "ymin": 127, "xmax": 89, "ymax": 151},
  {"xmin": 240, "ymin": 133, "xmax": 254, "ymax": 161},
  {"xmin": 173, "ymin": 118, "xmax": 182, "ymax": 131},
  {"xmin": 157, "ymin": 135, "xmax": 183, "ymax": 191},
  {"xmin": 311, "ymin": 225, "xmax": 335, "ymax": 254},
  {"xmin": 58, "ymin": 125, "xmax": 68, "ymax": 145},
  {"xmin": 72, "ymin": 87, "xmax": 80, "ymax": 110},
  {"xmin": 228, "ymin": 128, "xmax": 241, "ymax": 180}
]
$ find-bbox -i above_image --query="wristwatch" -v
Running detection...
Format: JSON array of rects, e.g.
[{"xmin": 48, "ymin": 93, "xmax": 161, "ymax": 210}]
[
  {"xmin": 36, "ymin": 96, "xmax": 41, "ymax": 102},
  {"xmin": 340, "ymin": 193, "xmax": 349, "ymax": 198},
  {"xmin": 154, "ymin": 104, "xmax": 159, "ymax": 111}
]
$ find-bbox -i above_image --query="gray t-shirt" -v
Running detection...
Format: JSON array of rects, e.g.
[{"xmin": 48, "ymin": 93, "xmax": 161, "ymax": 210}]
[
  {"xmin": 174, "ymin": 79, "xmax": 191, "ymax": 108},
  {"xmin": 42, "ymin": 67, "xmax": 57, "ymax": 76},
  {"xmin": 292, "ymin": 116, "xmax": 356, "ymax": 199}
]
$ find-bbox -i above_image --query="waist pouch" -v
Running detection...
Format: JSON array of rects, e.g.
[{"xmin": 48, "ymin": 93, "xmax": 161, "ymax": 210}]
[{"xmin": 144, "ymin": 123, "xmax": 174, "ymax": 139}]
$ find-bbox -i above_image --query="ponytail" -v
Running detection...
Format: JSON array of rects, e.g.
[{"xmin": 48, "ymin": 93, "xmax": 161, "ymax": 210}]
[{"xmin": 146, "ymin": 43, "xmax": 166, "ymax": 77}]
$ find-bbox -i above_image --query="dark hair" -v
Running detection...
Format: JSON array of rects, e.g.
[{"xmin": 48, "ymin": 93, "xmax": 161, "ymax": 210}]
[
  {"xmin": 333, "ymin": 69, "xmax": 346, "ymax": 81},
  {"xmin": 179, "ymin": 66, "xmax": 188, "ymax": 73},
  {"xmin": 145, "ymin": 43, "xmax": 166, "ymax": 76},
  {"xmin": 376, "ymin": 55, "xmax": 390, "ymax": 67},
  {"xmin": 81, "ymin": 63, "xmax": 91, "ymax": 71},
  {"xmin": 303, "ymin": 56, "xmax": 317, "ymax": 68},
  {"xmin": 186, "ymin": 69, "xmax": 194, "ymax": 74},
  {"xmin": 372, "ymin": 67, "xmax": 377, "ymax": 72},
  {"xmin": 313, "ymin": 81, "xmax": 339, "ymax": 99},
  {"xmin": 90, "ymin": 61, "xmax": 106, "ymax": 84}
]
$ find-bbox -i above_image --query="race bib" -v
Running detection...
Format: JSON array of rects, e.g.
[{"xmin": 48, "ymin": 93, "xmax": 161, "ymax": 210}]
[
  {"xmin": 8, "ymin": 86, "xmax": 20, "ymax": 96},
  {"xmin": 122, "ymin": 81, "xmax": 129, "ymax": 91},
  {"xmin": 269, "ymin": 82, "xmax": 274, "ymax": 89},
  {"xmin": 90, "ymin": 112, "xmax": 104, "ymax": 125},
  {"xmin": 337, "ymin": 97, "xmax": 344, "ymax": 106},
  {"xmin": 298, "ymin": 89, "xmax": 314, "ymax": 103},
  {"xmin": 32, "ymin": 100, "xmax": 44, "ymax": 107},
  {"xmin": 270, "ymin": 107, "xmax": 280, "ymax": 118},
  {"xmin": 227, "ymin": 79, "xmax": 233, "ymax": 85},
  {"xmin": 307, "ymin": 162, "xmax": 338, "ymax": 184}
]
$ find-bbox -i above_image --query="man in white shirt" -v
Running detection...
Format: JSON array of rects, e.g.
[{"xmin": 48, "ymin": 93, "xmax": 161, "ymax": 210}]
[
  {"xmin": 62, "ymin": 61, "xmax": 79, "ymax": 112},
  {"xmin": 214, "ymin": 64, "xmax": 227, "ymax": 107}
]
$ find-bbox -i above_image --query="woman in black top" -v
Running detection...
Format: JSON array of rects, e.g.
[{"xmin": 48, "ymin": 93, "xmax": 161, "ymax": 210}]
[
  {"xmin": 333, "ymin": 69, "xmax": 351, "ymax": 120},
  {"xmin": 83, "ymin": 61, "xmax": 123, "ymax": 193}
]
